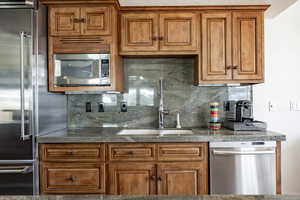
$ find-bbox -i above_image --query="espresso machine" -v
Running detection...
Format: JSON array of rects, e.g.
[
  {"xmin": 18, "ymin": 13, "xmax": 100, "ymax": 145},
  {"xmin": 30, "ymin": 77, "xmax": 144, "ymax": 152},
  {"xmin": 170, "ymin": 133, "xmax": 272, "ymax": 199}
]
[{"xmin": 223, "ymin": 100, "xmax": 267, "ymax": 131}]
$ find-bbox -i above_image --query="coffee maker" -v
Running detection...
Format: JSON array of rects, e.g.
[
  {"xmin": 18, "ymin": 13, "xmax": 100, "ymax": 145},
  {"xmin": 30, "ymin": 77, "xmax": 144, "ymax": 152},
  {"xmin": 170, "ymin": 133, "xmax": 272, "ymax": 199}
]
[{"xmin": 223, "ymin": 100, "xmax": 267, "ymax": 131}]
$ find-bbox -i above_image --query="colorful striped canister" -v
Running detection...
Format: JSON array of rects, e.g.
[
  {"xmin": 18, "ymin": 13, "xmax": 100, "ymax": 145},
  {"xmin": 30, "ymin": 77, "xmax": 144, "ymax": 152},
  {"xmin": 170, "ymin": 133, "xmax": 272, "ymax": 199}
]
[{"xmin": 209, "ymin": 102, "xmax": 221, "ymax": 130}]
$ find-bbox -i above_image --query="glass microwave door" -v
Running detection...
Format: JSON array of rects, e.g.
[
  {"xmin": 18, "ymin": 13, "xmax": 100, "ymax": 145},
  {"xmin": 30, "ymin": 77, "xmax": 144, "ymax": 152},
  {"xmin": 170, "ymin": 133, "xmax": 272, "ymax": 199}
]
[{"xmin": 53, "ymin": 54, "xmax": 103, "ymax": 87}]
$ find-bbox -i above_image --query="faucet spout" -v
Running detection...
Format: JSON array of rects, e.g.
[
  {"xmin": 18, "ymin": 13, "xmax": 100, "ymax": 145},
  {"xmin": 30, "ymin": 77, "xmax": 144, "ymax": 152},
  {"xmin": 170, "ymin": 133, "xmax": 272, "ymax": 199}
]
[{"xmin": 158, "ymin": 79, "xmax": 168, "ymax": 129}]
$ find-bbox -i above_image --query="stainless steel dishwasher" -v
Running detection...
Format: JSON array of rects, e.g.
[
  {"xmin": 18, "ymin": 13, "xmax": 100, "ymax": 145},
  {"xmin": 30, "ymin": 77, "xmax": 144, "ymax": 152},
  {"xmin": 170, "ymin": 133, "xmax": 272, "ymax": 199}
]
[{"xmin": 210, "ymin": 141, "xmax": 276, "ymax": 195}]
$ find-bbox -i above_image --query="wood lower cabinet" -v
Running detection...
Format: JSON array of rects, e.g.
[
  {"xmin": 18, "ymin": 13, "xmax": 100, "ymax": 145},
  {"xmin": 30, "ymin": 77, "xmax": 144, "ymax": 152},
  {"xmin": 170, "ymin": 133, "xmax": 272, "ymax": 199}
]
[
  {"xmin": 39, "ymin": 143, "xmax": 209, "ymax": 195},
  {"xmin": 40, "ymin": 162, "xmax": 105, "ymax": 194},
  {"xmin": 157, "ymin": 162, "xmax": 208, "ymax": 195},
  {"xmin": 108, "ymin": 163, "xmax": 156, "ymax": 195}
]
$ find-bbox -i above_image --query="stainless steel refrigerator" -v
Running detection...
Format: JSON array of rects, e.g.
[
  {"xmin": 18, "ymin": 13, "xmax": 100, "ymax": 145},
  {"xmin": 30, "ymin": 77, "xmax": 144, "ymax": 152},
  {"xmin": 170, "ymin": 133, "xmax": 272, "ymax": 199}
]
[{"xmin": 0, "ymin": 0, "xmax": 67, "ymax": 195}]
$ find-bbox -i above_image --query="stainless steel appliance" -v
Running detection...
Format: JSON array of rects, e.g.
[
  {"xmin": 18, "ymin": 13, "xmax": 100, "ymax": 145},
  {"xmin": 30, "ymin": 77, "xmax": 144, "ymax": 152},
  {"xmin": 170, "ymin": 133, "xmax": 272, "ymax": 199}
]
[
  {"xmin": 224, "ymin": 100, "xmax": 253, "ymax": 122},
  {"xmin": 0, "ymin": 2, "xmax": 67, "ymax": 195},
  {"xmin": 224, "ymin": 100, "xmax": 266, "ymax": 131},
  {"xmin": 53, "ymin": 53, "xmax": 111, "ymax": 87},
  {"xmin": 210, "ymin": 141, "xmax": 276, "ymax": 195}
]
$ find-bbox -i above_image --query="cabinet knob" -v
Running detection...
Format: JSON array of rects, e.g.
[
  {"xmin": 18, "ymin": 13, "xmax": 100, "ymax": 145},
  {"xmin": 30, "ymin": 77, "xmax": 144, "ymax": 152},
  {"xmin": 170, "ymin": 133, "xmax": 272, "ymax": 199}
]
[
  {"xmin": 73, "ymin": 18, "xmax": 81, "ymax": 23},
  {"xmin": 232, "ymin": 65, "xmax": 239, "ymax": 70},
  {"xmin": 128, "ymin": 151, "xmax": 134, "ymax": 155},
  {"xmin": 150, "ymin": 176, "xmax": 156, "ymax": 181},
  {"xmin": 158, "ymin": 36, "xmax": 164, "ymax": 41},
  {"xmin": 67, "ymin": 176, "xmax": 76, "ymax": 183},
  {"xmin": 152, "ymin": 36, "xmax": 158, "ymax": 41},
  {"xmin": 226, "ymin": 66, "xmax": 232, "ymax": 70},
  {"xmin": 157, "ymin": 176, "xmax": 162, "ymax": 181},
  {"xmin": 68, "ymin": 151, "xmax": 75, "ymax": 156}
]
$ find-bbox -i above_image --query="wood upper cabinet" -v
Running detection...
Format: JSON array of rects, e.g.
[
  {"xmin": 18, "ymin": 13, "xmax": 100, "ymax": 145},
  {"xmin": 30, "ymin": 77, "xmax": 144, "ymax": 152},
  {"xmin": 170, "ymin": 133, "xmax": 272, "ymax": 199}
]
[
  {"xmin": 232, "ymin": 11, "xmax": 264, "ymax": 81},
  {"xmin": 157, "ymin": 162, "xmax": 208, "ymax": 195},
  {"xmin": 81, "ymin": 7, "xmax": 111, "ymax": 36},
  {"xmin": 108, "ymin": 163, "xmax": 156, "ymax": 195},
  {"xmin": 121, "ymin": 13, "xmax": 159, "ymax": 52},
  {"xmin": 201, "ymin": 12, "xmax": 232, "ymax": 81},
  {"xmin": 49, "ymin": 6, "xmax": 111, "ymax": 36},
  {"xmin": 120, "ymin": 12, "xmax": 199, "ymax": 53},
  {"xmin": 49, "ymin": 7, "xmax": 81, "ymax": 36},
  {"xmin": 159, "ymin": 13, "xmax": 199, "ymax": 51},
  {"xmin": 199, "ymin": 10, "xmax": 265, "ymax": 83}
]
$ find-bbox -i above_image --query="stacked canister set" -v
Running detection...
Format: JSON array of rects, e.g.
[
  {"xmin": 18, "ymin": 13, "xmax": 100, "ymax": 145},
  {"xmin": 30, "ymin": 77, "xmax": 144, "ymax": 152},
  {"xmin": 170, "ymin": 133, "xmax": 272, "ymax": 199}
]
[{"xmin": 209, "ymin": 102, "xmax": 221, "ymax": 130}]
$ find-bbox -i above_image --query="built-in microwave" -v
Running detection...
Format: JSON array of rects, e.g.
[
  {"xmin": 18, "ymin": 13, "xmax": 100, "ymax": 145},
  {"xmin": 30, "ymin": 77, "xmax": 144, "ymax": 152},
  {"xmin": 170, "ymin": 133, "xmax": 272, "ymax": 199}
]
[{"xmin": 53, "ymin": 54, "xmax": 110, "ymax": 87}]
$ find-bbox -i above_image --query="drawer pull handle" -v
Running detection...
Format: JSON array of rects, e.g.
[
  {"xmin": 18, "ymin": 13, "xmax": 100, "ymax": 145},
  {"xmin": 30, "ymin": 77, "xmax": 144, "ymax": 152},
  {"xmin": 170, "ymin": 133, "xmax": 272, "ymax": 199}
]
[
  {"xmin": 67, "ymin": 176, "xmax": 76, "ymax": 183},
  {"xmin": 150, "ymin": 176, "xmax": 156, "ymax": 181},
  {"xmin": 157, "ymin": 176, "xmax": 162, "ymax": 181},
  {"xmin": 68, "ymin": 151, "xmax": 75, "ymax": 156},
  {"xmin": 128, "ymin": 151, "xmax": 134, "ymax": 155}
]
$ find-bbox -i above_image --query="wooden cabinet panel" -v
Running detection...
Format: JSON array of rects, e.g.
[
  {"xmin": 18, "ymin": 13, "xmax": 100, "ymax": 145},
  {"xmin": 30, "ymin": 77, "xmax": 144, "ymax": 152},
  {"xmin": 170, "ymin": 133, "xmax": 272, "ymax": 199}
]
[
  {"xmin": 158, "ymin": 143, "xmax": 207, "ymax": 161},
  {"xmin": 108, "ymin": 163, "xmax": 156, "ymax": 195},
  {"xmin": 108, "ymin": 144, "xmax": 156, "ymax": 161},
  {"xmin": 40, "ymin": 162, "xmax": 105, "ymax": 194},
  {"xmin": 121, "ymin": 13, "xmax": 159, "ymax": 52},
  {"xmin": 157, "ymin": 162, "xmax": 208, "ymax": 195},
  {"xmin": 51, "ymin": 36, "xmax": 110, "ymax": 54},
  {"xmin": 201, "ymin": 12, "xmax": 232, "ymax": 81},
  {"xmin": 40, "ymin": 144, "xmax": 105, "ymax": 162},
  {"xmin": 81, "ymin": 7, "xmax": 111, "ymax": 36},
  {"xmin": 159, "ymin": 13, "xmax": 199, "ymax": 51},
  {"xmin": 49, "ymin": 7, "xmax": 81, "ymax": 36},
  {"xmin": 232, "ymin": 11, "xmax": 264, "ymax": 81}
]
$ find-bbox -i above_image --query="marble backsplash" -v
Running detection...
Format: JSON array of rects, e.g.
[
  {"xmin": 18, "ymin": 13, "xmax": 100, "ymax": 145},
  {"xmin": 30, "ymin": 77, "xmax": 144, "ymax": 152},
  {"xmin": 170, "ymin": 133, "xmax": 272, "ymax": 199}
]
[{"xmin": 67, "ymin": 58, "xmax": 252, "ymax": 128}]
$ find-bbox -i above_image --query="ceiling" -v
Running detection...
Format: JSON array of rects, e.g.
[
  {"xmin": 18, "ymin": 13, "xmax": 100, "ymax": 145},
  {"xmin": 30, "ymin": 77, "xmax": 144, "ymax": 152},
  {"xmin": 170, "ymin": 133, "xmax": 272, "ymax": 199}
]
[{"xmin": 119, "ymin": 0, "xmax": 299, "ymax": 18}]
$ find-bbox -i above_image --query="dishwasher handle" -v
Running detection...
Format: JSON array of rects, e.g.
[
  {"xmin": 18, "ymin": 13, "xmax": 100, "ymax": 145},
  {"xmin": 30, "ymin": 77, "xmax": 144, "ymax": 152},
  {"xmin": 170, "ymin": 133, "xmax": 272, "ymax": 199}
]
[{"xmin": 213, "ymin": 149, "xmax": 275, "ymax": 155}]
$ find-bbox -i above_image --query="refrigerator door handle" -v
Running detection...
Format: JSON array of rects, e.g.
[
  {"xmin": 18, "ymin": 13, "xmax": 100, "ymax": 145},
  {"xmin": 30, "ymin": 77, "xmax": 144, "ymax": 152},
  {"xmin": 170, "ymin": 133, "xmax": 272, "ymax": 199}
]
[
  {"xmin": 19, "ymin": 31, "xmax": 32, "ymax": 141},
  {"xmin": 0, "ymin": 166, "xmax": 33, "ymax": 174}
]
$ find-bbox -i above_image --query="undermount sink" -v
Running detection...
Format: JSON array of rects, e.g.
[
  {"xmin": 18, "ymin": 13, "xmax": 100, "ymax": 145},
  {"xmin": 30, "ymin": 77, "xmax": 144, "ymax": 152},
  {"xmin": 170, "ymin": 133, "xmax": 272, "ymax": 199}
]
[{"xmin": 117, "ymin": 129, "xmax": 194, "ymax": 136}]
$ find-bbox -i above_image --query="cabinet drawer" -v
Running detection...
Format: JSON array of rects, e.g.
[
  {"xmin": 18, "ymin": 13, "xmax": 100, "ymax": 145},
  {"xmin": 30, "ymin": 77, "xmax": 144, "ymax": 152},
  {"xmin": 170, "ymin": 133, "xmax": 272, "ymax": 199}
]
[
  {"xmin": 158, "ymin": 143, "xmax": 207, "ymax": 161},
  {"xmin": 40, "ymin": 144, "xmax": 105, "ymax": 162},
  {"xmin": 108, "ymin": 144, "xmax": 156, "ymax": 161},
  {"xmin": 40, "ymin": 162, "xmax": 105, "ymax": 194}
]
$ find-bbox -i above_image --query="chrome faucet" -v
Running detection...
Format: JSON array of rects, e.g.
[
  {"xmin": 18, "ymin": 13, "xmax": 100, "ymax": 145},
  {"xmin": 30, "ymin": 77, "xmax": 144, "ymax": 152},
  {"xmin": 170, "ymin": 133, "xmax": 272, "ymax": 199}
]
[{"xmin": 158, "ymin": 79, "xmax": 169, "ymax": 129}]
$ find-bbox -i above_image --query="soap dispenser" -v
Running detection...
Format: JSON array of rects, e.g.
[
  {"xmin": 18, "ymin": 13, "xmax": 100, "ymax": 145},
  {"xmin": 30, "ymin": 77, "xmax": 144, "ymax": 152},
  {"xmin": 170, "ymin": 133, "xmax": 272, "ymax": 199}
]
[{"xmin": 176, "ymin": 112, "xmax": 182, "ymax": 129}]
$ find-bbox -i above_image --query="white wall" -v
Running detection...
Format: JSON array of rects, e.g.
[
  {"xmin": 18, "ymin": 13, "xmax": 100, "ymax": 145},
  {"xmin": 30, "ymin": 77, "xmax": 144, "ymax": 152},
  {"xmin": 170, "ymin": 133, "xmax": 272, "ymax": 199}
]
[{"xmin": 253, "ymin": 0, "xmax": 300, "ymax": 194}]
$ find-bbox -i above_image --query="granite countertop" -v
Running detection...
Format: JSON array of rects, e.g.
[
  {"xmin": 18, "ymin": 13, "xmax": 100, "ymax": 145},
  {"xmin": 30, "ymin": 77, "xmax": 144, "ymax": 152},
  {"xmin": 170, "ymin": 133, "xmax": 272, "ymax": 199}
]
[
  {"xmin": 0, "ymin": 196, "xmax": 299, "ymax": 200},
  {"xmin": 37, "ymin": 127, "xmax": 286, "ymax": 143}
]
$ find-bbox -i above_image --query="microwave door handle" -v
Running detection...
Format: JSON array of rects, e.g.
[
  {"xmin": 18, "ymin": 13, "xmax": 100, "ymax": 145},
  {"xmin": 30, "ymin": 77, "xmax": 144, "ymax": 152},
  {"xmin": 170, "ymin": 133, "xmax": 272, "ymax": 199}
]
[
  {"xmin": 19, "ymin": 31, "xmax": 31, "ymax": 141},
  {"xmin": 0, "ymin": 166, "xmax": 33, "ymax": 174}
]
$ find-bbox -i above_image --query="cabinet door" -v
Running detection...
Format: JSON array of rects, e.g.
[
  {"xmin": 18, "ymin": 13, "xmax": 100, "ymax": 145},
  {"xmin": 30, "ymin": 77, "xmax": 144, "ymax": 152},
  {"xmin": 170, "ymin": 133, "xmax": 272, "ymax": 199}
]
[
  {"xmin": 108, "ymin": 163, "xmax": 156, "ymax": 195},
  {"xmin": 159, "ymin": 13, "xmax": 199, "ymax": 51},
  {"xmin": 157, "ymin": 162, "xmax": 208, "ymax": 195},
  {"xmin": 49, "ymin": 7, "xmax": 81, "ymax": 36},
  {"xmin": 201, "ymin": 12, "xmax": 232, "ymax": 81},
  {"xmin": 81, "ymin": 7, "xmax": 111, "ymax": 36},
  {"xmin": 232, "ymin": 11, "xmax": 264, "ymax": 81},
  {"xmin": 121, "ymin": 13, "xmax": 159, "ymax": 52}
]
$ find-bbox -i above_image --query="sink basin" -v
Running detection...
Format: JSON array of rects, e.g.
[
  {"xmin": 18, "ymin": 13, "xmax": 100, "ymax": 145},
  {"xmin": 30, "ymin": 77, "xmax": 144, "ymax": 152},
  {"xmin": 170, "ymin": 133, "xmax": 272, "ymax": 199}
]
[
  {"xmin": 117, "ymin": 129, "xmax": 194, "ymax": 136},
  {"xmin": 160, "ymin": 130, "xmax": 193, "ymax": 135},
  {"xmin": 117, "ymin": 129, "xmax": 159, "ymax": 136}
]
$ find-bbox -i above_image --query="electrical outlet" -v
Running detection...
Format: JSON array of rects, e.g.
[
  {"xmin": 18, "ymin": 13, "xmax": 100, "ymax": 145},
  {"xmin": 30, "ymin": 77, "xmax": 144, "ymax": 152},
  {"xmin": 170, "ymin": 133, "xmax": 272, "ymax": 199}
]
[
  {"xmin": 268, "ymin": 101, "xmax": 277, "ymax": 112},
  {"xmin": 86, "ymin": 102, "xmax": 92, "ymax": 112}
]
